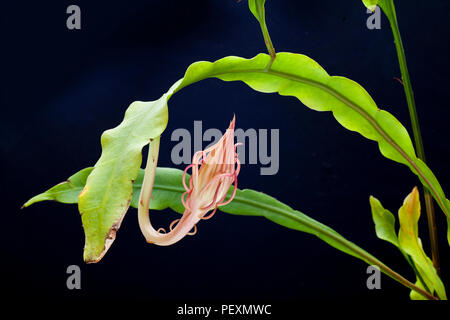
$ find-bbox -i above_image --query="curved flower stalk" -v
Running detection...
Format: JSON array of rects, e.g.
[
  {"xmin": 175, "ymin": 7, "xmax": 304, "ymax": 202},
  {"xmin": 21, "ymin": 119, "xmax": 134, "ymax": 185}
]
[{"xmin": 138, "ymin": 117, "xmax": 240, "ymax": 246}]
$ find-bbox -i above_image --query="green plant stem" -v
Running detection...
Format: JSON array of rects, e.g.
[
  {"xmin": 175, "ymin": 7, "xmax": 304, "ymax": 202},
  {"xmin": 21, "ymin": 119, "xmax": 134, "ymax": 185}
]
[
  {"xmin": 200, "ymin": 64, "xmax": 450, "ymax": 220},
  {"xmin": 253, "ymin": 0, "xmax": 276, "ymax": 68},
  {"xmin": 381, "ymin": 0, "xmax": 440, "ymax": 274}
]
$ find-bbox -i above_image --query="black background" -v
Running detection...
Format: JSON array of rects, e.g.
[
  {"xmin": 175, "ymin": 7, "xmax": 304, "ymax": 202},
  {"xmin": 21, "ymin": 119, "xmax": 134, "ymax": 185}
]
[{"xmin": 2, "ymin": 0, "xmax": 450, "ymax": 305}]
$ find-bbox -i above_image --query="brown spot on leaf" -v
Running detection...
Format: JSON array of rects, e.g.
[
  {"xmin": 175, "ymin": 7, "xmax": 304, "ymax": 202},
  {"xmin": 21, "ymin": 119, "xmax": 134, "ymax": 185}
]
[{"xmin": 85, "ymin": 206, "xmax": 129, "ymax": 264}]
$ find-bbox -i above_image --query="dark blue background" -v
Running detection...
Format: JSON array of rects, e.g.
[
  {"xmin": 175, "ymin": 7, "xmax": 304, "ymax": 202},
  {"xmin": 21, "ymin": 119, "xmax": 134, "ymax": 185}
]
[{"xmin": 2, "ymin": 0, "xmax": 450, "ymax": 304}]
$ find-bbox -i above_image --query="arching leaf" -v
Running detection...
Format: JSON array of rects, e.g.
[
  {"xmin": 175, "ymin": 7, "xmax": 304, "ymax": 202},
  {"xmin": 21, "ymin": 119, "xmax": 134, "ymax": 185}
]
[
  {"xmin": 25, "ymin": 167, "xmax": 437, "ymax": 299},
  {"xmin": 369, "ymin": 196, "xmax": 399, "ymax": 247},
  {"xmin": 78, "ymin": 94, "xmax": 170, "ymax": 262},
  {"xmin": 179, "ymin": 52, "xmax": 449, "ymax": 224},
  {"xmin": 22, "ymin": 167, "xmax": 93, "ymax": 208},
  {"xmin": 398, "ymin": 188, "xmax": 446, "ymax": 299},
  {"xmin": 370, "ymin": 190, "xmax": 447, "ymax": 300}
]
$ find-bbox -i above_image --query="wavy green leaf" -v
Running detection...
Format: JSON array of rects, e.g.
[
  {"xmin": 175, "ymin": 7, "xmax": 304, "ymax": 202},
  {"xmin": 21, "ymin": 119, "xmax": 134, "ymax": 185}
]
[
  {"xmin": 78, "ymin": 95, "xmax": 170, "ymax": 262},
  {"xmin": 26, "ymin": 167, "xmax": 367, "ymax": 260},
  {"xmin": 24, "ymin": 168, "xmax": 183, "ymax": 213},
  {"xmin": 182, "ymin": 52, "xmax": 449, "ymax": 224},
  {"xmin": 370, "ymin": 188, "xmax": 448, "ymax": 300},
  {"xmin": 23, "ymin": 169, "xmax": 434, "ymax": 269},
  {"xmin": 25, "ymin": 167, "xmax": 372, "ymax": 261},
  {"xmin": 25, "ymin": 167, "xmax": 436, "ymax": 299},
  {"xmin": 369, "ymin": 196, "xmax": 399, "ymax": 247},
  {"xmin": 398, "ymin": 188, "xmax": 446, "ymax": 299},
  {"xmin": 370, "ymin": 192, "xmax": 440, "ymax": 299}
]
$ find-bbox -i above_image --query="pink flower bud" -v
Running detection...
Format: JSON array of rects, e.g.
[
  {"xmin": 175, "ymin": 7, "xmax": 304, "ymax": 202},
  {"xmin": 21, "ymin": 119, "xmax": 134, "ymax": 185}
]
[{"xmin": 141, "ymin": 116, "xmax": 240, "ymax": 246}]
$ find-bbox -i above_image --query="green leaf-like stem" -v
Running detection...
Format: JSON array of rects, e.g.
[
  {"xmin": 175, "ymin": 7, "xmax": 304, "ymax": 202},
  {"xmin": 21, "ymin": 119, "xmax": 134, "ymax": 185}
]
[
  {"xmin": 370, "ymin": 192, "xmax": 446, "ymax": 299},
  {"xmin": 183, "ymin": 52, "xmax": 450, "ymax": 224},
  {"xmin": 248, "ymin": 0, "xmax": 276, "ymax": 62},
  {"xmin": 24, "ymin": 167, "xmax": 437, "ymax": 300}
]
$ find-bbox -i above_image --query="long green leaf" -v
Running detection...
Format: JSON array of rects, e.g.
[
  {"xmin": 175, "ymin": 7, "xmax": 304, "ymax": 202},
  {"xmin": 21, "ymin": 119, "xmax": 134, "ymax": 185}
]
[
  {"xmin": 24, "ymin": 167, "xmax": 437, "ymax": 299},
  {"xmin": 26, "ymin": 167, "xmax": 365, "ymax": 259},
  {"xmin": 370, "ymin": 188, "xmax": 447, "ymax": 299},
  {"xmin": 184, "ymin": 52, "xmax": 449, "ymax": 222},
  {"xmin": 369, "ymin": 196, "xmax": 399, "ymax": 247},
  {"xmin": 397, "ymin": 188, "xmax": 446, "ymax": 299},
  {"xmin": 23, "ymin": 168, "xmax": 93, "ymax": 207},
  {"xmin": 370, "ymin": 193, "xmax": 438, "ymax": 299},
  {"xmin": 78, "ymin": 95, "xmax": 170, "ymax": 262},
  {"xmin": 24, "ymin": 168, "xmax": 183, "ymax": 213}
]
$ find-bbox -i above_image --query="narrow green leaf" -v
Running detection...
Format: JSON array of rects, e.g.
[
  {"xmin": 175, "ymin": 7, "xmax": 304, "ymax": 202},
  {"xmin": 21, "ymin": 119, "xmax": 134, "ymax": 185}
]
[
  {"xmin": 398, "ymin": 188, "xmax": 446, "ymax": 299},
  {"xmin": 369, "ymin": 196, "xmax": 399, "ymax": 247},
  {"xmin": 186, "ymin": 52, "xmax": 449, "ymax": 224},
  {"xmin": 24, "ymin": 167, "xmax": 185, "ymax": 214},
  {"xmin": 141, "ymin": 167, "xmax": 188, "ymax": 214},
  {"xmin": 26, "ymin": 167, "xmax": 437, "ymax": 299},
  {"xmin": 222, "ymin": 189, "xmax": 371, "ymax": 262},
  {"xmin": 23, "ymin": 168, "xmax": 93, "ymax": 208},
  {"xmin": 369, "ymin": 192, "xmax": 434, "ymax": 297},
  {"xmin": 78, "ymin": 94, "xmax": 170, "ymax": 262},
  {"xmin": 24, "ymin": 167, "xmax": 390, "ymax": 265}
]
